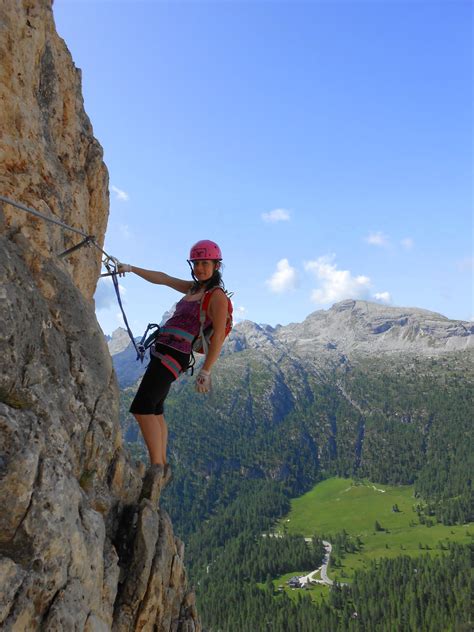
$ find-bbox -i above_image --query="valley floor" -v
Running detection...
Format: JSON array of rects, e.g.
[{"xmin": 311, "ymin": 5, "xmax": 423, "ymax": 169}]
[{"xmin": 269, "ymin": 477, "xmax": 473, "ymax": 603}]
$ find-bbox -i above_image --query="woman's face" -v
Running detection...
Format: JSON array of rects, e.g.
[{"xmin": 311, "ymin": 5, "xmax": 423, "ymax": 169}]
[{"xmin": 192, "ymin": 259, "xmax": 217, "ymax": 282}]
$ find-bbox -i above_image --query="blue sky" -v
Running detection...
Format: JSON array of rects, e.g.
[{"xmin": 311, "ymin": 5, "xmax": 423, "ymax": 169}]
[{"xmin": 54, "ymin": 0, "xmax": 473, "ymax": 336}]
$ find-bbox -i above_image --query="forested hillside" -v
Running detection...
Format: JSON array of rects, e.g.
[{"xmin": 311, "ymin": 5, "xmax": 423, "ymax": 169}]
[
  {"xmin": 223, "ymin": 543, "xmax": 471, "ymax": 632},
  {"xmin": 114, "ymin": 301, "xmax": 473, "ymax": 630},
  {"xmin": 121, "ymin": 349, "xmax": 473, "ymax": 534}
]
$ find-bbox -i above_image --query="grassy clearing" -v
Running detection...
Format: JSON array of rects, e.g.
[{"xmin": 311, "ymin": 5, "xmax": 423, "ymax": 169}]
[
  {"xmin": 258, "ymin": 571, "xmax": 330, "ymax": 604},
  {"xmin": 273, "ymin": 477, "xmax": 472, "ymax": 586}
]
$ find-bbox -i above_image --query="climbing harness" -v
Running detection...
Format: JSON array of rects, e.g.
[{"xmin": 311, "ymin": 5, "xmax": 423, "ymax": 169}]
[
  {"xmin": 150, "ymin": 350, "xmax": 184, "ymax": 379},
  {"xmin": 136, "ymin": 323, "xmax": 161, "ymax": 360}
]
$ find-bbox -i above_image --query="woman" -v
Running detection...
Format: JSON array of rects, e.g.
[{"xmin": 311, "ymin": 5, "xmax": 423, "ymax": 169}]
[{"xmin": 118, "ymin": 239, "xmax": 229, "ymax": 468}]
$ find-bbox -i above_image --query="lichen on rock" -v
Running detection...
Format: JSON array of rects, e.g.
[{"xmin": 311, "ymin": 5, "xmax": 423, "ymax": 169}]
[{"xmin": 0, "ymin": 2, "xmax": 199, "ymax": 630}]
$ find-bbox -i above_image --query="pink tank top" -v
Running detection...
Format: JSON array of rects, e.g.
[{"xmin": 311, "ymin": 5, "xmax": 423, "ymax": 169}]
[{"xmin": 156, "ymin": 296, "xmax": 211, "ymax": 354}]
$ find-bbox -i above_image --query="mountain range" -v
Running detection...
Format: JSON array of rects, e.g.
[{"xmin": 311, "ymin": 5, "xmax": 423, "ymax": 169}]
[{"xmin": 109, "ymin": 299, "xmax": 473, "ymax": 388}]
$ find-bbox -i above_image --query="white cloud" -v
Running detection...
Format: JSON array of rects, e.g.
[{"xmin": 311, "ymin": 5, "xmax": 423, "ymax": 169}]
[
  {"xmin": 116, "ymin": 311, "xmax": 127, "ymax": 326},
  {"xmin": 374, "ymin": 291, "xmax": 392, "ymax": 304},
  {"xmin": 94, "ymin": 276, "xmax": 126, "ymax": 311},
  {"xmin": 261, "ymin": 208, "xmax": 291, "ymax": 223},
  {"xmin": 400, "ymin": 237, "xmax": 414, "ymax": 250},
  {"xmin": 266, "ymin": 259, "xmax": 298, "ymax": 293},
  {"xmin": 111, "ymin": 185, "xmax": 129, "ymax": 201},
  {"xmin": 365, "ymin": 231, "xmax": 389, "ymax": 247},
  {"xmin": 94, "ymin": 278, "xmax": 116, "ymax": 310},
  {"xmin": 305, "ymin": 255, "xmax": 371, "ymax": 304},
  {"xmin": 234, "ymin": 306, "xmax": 247, "ymax": 323}
]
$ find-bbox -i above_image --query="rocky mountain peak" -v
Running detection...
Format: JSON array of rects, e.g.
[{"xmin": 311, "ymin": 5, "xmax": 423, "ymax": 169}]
[
  {"xmin": 227, "ymin": 301, "xmax": 473, "ymax": 359},
  {"xmin": 108, "ymin": 327, "xmax": 132, "ymax": 355},
  {"xmin": 328, "ymin": 299, "xmax": 448, "ymax": 321}
]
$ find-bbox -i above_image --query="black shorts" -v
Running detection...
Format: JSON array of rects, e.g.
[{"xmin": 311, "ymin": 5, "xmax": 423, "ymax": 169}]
[{"xmin": 129, "ymin": 344, "xmax": 190, "ymax": 415}]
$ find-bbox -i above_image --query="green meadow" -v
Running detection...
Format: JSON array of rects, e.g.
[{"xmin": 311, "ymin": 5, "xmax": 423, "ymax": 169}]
[
  {"xmin": 258, "ymin": 571, "xmax": 329, "ymax": 605},
  {"xmin": 271, "ymin": 477, "xmax": 472, "ymax": 599}
]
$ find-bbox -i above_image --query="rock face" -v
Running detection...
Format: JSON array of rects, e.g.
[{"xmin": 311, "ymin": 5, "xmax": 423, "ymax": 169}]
[{"xmin": 0, "ymin": 2, "xmax": 199, "ymax": 631}]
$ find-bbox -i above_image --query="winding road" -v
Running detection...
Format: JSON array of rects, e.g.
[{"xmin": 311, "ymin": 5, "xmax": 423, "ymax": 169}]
[
  {"xmin": 300, "ymin": 540, "xmax": 333, "ymax": 586},
  {"xmin": 262, "ymin": 534, "xmax": 336, "ymax": 586}
]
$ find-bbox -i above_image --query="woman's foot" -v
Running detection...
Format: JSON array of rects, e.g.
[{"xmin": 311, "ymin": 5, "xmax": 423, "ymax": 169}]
[
  {"xmin": 163, "ymin": 463, "xmax": 173, "ymax": 486},
  {"xmin": 140, "ymin": 464, "xmax": 164, "ymax": 502}
]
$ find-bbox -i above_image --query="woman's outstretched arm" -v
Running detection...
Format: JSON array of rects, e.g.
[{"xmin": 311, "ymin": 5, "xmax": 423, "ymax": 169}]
[{"xmin": 119, "ymin": 264, "xmax": 193, "ymax": 294}]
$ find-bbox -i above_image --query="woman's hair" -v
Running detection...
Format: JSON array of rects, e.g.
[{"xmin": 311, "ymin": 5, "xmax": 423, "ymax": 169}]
[{"xmin": 190, "ymin": 263, "xmax": 225, "ymax": 294}]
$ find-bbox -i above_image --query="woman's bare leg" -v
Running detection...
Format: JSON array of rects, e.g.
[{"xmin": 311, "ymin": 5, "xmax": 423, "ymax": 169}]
[
  {"xmin": 134, "ymin": 413, "xmax": 167, "ymax": 466},
  {"xmin": 158, "ymin": 414, "xmax": 168, "ymax": 465}
]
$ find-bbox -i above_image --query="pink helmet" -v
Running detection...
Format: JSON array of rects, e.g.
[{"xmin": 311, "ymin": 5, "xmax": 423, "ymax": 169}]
[{"xmin": 189, "ymin": 240, "xmax": 222, "ymax": 261}]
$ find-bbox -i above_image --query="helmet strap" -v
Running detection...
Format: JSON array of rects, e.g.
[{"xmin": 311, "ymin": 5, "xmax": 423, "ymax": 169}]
[{"xmin": 187, "ymin": 259, "xmax": 198, "ymax": 283}]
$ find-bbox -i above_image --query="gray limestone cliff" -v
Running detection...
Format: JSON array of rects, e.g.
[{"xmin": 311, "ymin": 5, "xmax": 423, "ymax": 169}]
[{"xmin": 0, "ymin": 2, "xmax": 199, "ymax": 630}]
